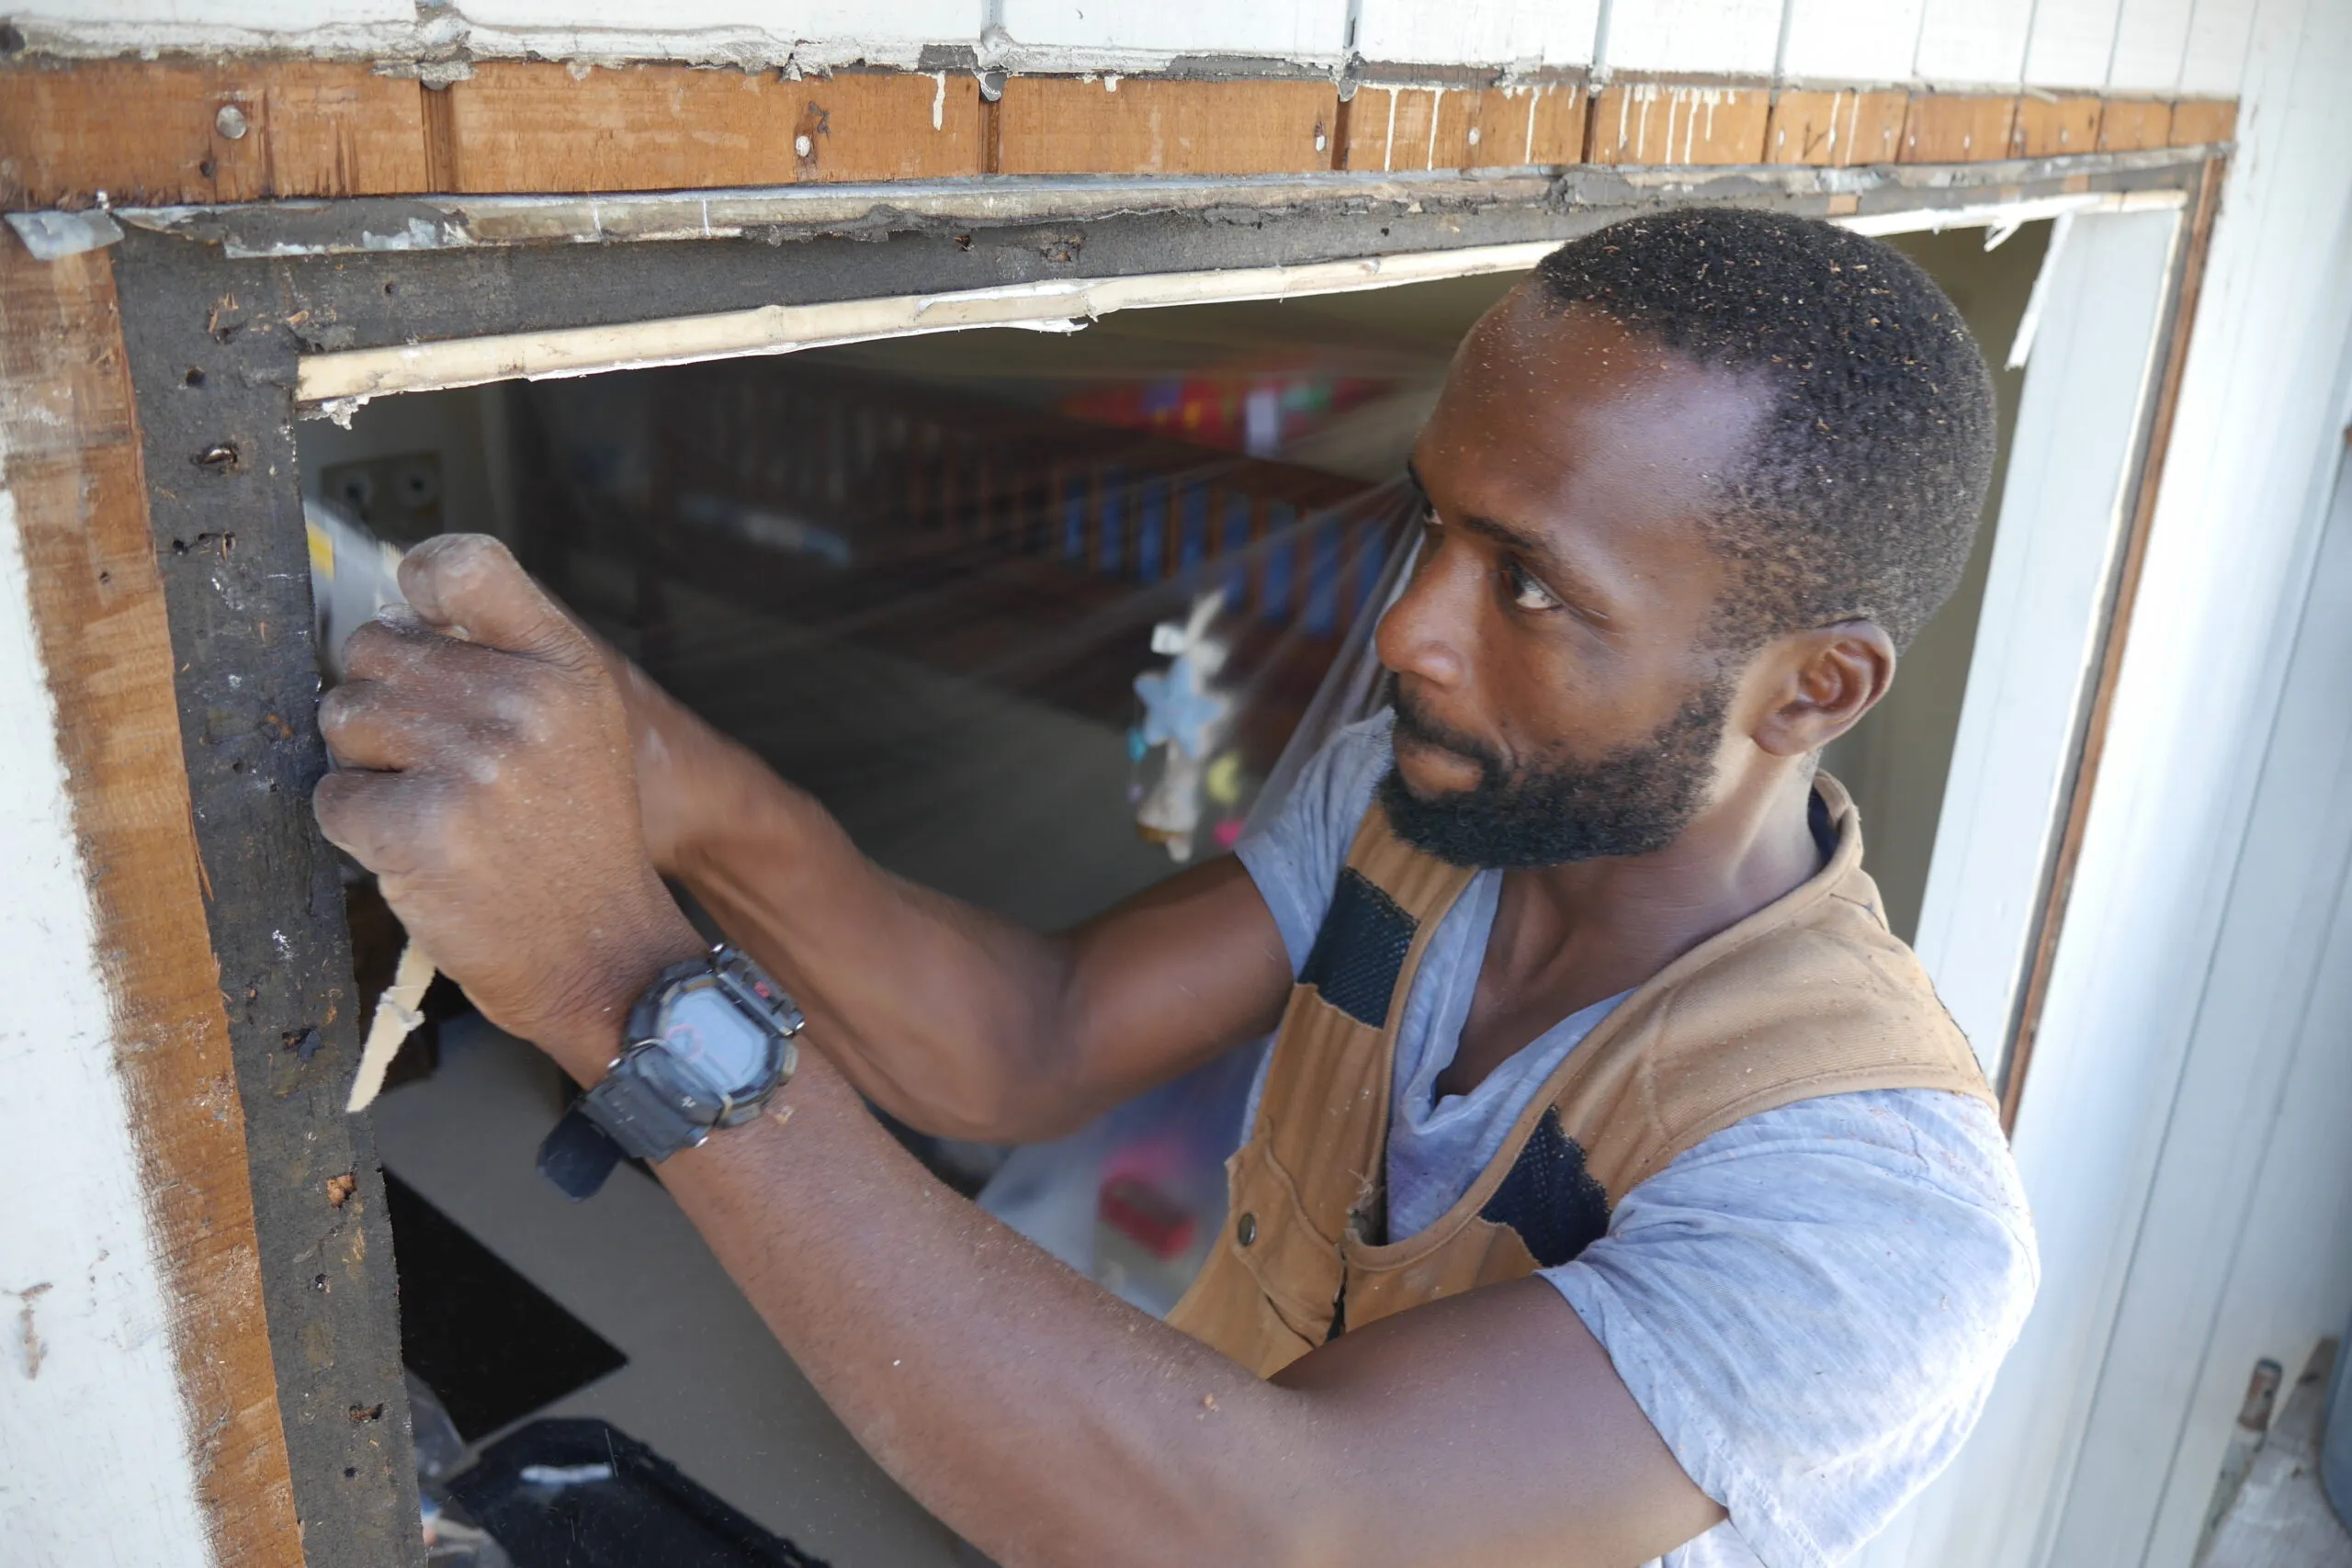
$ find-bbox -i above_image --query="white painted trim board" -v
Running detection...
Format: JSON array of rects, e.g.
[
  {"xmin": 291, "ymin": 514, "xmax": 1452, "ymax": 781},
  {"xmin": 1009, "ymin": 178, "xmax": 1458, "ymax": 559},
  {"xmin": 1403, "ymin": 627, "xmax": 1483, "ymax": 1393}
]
[{"xmin": 0, "ymin": 475, "xmax": 216, "ymax": 1566}]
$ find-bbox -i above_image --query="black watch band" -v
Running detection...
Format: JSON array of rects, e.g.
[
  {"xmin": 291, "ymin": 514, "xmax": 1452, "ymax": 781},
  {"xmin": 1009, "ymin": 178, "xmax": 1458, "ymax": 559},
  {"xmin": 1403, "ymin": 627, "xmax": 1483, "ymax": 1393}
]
[{"xmin": 536, "ymin": 946, "xmax": 802, "ymax": 1200}]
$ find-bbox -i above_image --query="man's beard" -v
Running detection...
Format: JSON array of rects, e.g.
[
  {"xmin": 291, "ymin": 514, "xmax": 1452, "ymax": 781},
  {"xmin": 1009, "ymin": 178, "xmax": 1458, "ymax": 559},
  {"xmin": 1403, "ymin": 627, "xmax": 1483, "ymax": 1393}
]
[{"xmin": 1375, "ymin": 674, "xmax": 1734, "ymax": 870}]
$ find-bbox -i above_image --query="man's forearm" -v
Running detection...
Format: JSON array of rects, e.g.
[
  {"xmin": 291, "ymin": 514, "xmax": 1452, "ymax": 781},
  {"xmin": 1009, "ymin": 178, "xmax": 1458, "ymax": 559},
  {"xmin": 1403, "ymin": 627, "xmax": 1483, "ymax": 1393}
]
[
  {"xmin": 643, "ymin": 715, "xmax": 1293, "ymax": 1143},
  {"xmin": 656, "ymin": 1046, "xmax": 1311, "ymax": 1568},
  {"xmin": 629, "ymin": 1034, "xmax": 1715, "ymax": 1568},
  {"xmin": 656, "ymin": 730, "xmax": 1087, "ymax": 1138}
]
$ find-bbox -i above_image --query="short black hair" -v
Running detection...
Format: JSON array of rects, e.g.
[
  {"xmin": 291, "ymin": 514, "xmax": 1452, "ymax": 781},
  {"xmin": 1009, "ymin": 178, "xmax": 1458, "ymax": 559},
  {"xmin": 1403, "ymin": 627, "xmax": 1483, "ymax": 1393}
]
[{"xmin": 1532, "ymin": 206, "xmax": 1997, "ymax": 652}]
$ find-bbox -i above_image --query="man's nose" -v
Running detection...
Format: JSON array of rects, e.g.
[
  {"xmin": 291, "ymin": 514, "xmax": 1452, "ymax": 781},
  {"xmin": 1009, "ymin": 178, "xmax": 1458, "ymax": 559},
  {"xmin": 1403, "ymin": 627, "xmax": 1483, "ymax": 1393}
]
[{"xmin": 1374, "ymin": 541, "xmax": 1475, "ymax": 693}]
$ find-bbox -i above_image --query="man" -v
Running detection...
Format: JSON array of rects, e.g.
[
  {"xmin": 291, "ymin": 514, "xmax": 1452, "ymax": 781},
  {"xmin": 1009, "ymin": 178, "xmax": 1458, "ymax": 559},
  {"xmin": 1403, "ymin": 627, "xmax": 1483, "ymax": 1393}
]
[{"xmin": 317, "ymin": 207, "xmax": 2037, "ymax": 1568}]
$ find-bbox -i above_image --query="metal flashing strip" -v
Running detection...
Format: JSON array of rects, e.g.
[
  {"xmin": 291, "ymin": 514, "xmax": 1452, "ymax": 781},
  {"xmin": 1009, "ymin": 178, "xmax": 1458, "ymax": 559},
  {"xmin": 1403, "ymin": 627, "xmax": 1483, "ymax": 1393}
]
[
  {"xmin": 290, "ymin": 181, "xmax": 2196, "ymax": 414},
  {"xmin": 119, "ymin": 173, "xmax": 1562, "ymax": 259},
  {"xmin": 115, "ymin": 145, "xmax": 2213, "ymax": 261}
]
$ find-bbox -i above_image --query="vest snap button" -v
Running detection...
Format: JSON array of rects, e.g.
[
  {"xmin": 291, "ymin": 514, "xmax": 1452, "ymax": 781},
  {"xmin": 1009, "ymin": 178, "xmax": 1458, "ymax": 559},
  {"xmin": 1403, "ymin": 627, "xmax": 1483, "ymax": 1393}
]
[{"xmin": 1237, "ymin": 1213, "xmax": 1258, "ymax": 1247}]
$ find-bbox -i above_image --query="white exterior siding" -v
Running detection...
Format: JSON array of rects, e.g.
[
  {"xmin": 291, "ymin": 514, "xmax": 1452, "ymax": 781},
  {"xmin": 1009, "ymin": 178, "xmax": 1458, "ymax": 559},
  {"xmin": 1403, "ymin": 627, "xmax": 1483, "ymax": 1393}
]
[
  {"xmin": 2023, "ymin": 0, "xmax": 2129, "ymax": 89},
  {"xmin": 1351, "ymin": 0, "xmax": 1600, "ymax": 69},
  {"xmin": 1601, "ymin": 0, "xmax": 1787, "ymax": 76},
  {"xmin": 2179, "ymin": 0, "xmax": 2261, "ymax": 95},
  {"xmin": 0, "ymin": 489, "xmax": 217, "ymax": 1568},
  {"xmin": 2107, "ymin": 0, "xmax": 2199, "ymax": 93},
  {"xmin": 1778, "ymin": 0, "xmax": 1929, "ymax": 85},
  {"xmin": 1914, "ymin": 0, "xmax": 2034, "ymax": 85}
]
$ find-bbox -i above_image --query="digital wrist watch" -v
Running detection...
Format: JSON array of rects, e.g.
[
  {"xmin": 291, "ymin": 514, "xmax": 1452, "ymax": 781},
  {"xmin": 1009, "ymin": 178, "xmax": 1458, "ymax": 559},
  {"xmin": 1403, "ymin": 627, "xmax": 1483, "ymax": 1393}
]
[{"xmin": 536, "ymin": 944, "xmax": 803, "ymax": 1200}]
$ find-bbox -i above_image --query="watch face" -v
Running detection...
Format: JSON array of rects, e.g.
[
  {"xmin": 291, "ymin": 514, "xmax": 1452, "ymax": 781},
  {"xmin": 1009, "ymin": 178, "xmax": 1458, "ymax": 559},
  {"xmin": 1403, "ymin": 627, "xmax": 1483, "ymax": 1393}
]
[{"xmin": 660, "ymin": 981, "xmax": 768, "ymax": 1093}]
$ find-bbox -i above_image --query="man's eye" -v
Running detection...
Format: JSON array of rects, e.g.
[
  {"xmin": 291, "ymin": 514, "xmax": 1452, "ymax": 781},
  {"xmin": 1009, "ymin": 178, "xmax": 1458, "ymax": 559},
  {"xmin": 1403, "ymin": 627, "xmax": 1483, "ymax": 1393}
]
[{"xmin": 1505, "ymin": 560, "xmax": 1563, "ymax": 612}]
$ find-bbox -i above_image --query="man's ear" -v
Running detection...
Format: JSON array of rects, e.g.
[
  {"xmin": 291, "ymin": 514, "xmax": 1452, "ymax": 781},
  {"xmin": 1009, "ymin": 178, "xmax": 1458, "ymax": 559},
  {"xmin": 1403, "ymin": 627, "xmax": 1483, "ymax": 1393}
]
[{"xmin": 1748, "ymin": 620, "xmax": 1897, "ymax": 758}]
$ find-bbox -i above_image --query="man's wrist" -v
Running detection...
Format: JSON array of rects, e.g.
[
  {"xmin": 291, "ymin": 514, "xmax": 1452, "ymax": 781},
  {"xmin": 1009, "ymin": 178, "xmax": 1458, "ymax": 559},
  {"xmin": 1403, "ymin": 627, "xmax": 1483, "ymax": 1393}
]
[{"xmin": 537, "ymin": 912, "xmax": 709, "ymax": 1085}]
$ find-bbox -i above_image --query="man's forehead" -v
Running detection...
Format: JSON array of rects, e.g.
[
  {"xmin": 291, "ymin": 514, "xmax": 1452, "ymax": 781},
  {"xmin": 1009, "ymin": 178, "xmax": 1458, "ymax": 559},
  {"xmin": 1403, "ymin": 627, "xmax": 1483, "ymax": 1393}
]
[
  {"xmin": 1459, "ymin": 289, "xmax": 1715, "ymax": 398},
  {"xmin": 1425, "ymin": 294, "xmax": 1765, "ymax": 495}
]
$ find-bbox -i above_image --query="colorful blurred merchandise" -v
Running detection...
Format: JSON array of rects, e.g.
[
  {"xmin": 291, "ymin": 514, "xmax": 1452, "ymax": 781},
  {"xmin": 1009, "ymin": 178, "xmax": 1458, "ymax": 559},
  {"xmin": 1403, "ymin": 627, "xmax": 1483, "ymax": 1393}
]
[{"xmin": 1058, "ymin": 372, "xmax": 1395, "ymax": 457}]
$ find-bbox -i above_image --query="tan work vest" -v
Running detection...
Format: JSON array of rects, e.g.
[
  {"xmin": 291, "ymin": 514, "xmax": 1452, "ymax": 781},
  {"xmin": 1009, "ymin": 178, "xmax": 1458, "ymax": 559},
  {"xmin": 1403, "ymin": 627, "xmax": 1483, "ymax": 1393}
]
[{"xmin": 1167, "ymin": 775, "xmax": 1996, "ymax": 1377}]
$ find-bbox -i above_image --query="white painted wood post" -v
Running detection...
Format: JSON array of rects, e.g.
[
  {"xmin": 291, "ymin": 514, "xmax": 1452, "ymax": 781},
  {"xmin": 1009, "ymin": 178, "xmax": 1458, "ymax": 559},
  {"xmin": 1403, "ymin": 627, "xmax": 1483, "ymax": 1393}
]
[{"xmin": 0, "ymin": 483, "xmax": 217, "ymax": 1566}]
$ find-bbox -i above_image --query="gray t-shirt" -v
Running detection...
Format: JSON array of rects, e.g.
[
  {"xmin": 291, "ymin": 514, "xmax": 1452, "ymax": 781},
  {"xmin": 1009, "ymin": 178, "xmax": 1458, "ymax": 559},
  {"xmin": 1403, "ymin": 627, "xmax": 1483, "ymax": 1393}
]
[{"xmin": 1233, "ymin": 714, "xmax": 2039, "ymax": 1568}]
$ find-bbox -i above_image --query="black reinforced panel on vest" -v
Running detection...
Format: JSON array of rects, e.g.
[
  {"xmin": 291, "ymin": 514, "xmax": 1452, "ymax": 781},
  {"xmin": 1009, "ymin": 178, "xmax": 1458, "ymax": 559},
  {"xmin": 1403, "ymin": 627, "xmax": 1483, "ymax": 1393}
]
[
  {"xmin": 1480, "ymin": 1108, "xmax": 1612, "ymax": 1269},
  {"xmin": 1301, "ymin": 868, "xmax": 1419, "ymax": 1027}
]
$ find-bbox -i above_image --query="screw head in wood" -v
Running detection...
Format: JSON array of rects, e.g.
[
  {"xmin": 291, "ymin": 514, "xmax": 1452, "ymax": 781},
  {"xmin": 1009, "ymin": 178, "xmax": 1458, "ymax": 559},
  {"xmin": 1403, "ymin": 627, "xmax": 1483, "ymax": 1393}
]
[
  {"xmin": 794, "ymin": 133, "xmax": 814, "ymax": 157},
  {"xmin": 215, "ymin": 103, "xmax": 249, "ymax": 141}
]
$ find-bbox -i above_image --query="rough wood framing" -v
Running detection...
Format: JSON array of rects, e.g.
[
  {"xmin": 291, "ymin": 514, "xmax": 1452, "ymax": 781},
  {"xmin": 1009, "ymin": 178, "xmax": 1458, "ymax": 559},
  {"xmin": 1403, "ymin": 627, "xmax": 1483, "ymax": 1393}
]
[
  {"xmin": 2099, "ymin": 96, "xmax": 2178, "ymax": 153},
  {"xmin": 1588, "ymin": 83, "xmax": 1773, "ymax": 165},
  {"xmin": 444, "ymin": 62, "xmax": 989, "ymax": 192},
  {"xmin": 1765, "ymin": 88, "xmax": 1908, "ymax": 166},
  {"xmin": 1904, "ymin": 91, "xmax": 2020, "ymax": 164},
  {"xmin": 0, "ymin": 60, "xmax": 430, "ymax": 207},
  {"xmin": 0, "ymin": 219, "xmax": 306, "ymax": 1568},
  {"xmin": 100, "ymin": 224, "xmax": 424, "ymax": 1566},
  {"xmin": 1, "ymin": 61, "xmax": 2241, "ymax": 208},
  {"xmin": 995, "ymin": 76, "xmax": 1336, "ymax": 175},
  {"xmin": 2001, "ymin": 156, "xmax": 2229, "ymax": 1127},
  {"xmin": 2013, "ymin": 96, "xmax": 2106, "ymax": 160},
  {"xmin": 2168, "ymin": 98, "xmax": 2239, "ymax": 148},
  {"xmin": 1334, "ymin": 83, "xmax": 1587, "ymax": 174}
]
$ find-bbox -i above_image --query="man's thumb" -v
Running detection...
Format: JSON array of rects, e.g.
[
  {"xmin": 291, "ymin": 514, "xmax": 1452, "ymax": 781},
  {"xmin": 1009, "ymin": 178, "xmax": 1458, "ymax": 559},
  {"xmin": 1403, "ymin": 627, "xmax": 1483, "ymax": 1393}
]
[{"xmin": 399, "ymin": 535, "xmax": 585, "ymax": 661}]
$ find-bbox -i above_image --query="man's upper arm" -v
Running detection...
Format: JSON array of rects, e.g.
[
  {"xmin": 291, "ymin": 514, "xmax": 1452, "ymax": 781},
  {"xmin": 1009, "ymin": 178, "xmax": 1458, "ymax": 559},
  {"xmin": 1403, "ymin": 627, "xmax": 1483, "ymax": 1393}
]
[
  {"xmin": 1044, "ymin": 716, "xmax": 1392, "ymax": 1127},
  {"xmin": 1542, "ymin": 1090, "xmax": 2038, "ymax": 1568},
  {"xmin": 1264, "ymin": 1277, "xmax": 1725, "ymax": 1568},
  {"xmin": 1048, "ymin": 855, "xmax": 1296, "ymax": 1121},
  {"xmin": 1241, "ymin": 1091, "xmax": 2033, "ymax": 1568}
]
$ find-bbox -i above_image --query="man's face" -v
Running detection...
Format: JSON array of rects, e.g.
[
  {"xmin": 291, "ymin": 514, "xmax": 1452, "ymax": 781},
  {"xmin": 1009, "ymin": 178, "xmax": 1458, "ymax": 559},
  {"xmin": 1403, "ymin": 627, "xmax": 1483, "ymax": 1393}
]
[{"xmin": 1377, "ymin": 289, "xmax": 1768, "ymax": 870}]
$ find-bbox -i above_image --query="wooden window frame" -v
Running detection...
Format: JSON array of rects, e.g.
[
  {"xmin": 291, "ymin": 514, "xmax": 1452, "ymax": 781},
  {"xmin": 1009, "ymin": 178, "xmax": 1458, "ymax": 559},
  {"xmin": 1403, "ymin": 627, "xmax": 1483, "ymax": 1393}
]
[{"xmin": 4, "ymin": 142, "xmax": 2221, "ymax": 1562}]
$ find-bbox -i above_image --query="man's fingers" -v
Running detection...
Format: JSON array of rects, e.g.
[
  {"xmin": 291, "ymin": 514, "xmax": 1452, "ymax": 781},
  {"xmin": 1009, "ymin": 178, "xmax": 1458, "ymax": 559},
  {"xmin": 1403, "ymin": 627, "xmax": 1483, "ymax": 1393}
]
[
  {"xmin": 343, "ymin": 610, "xmax": 461, "ymax": 684},
  {"xmin": 400, "ymin": 534, "xmax": 593, "ymax": 667},
  {"xmin": 318, "ymin": 681, "xmax": 469, "ymax": 774},
  {"xmin": 314, "ymin": 767, "xmax": 447, "ymax": 875}
]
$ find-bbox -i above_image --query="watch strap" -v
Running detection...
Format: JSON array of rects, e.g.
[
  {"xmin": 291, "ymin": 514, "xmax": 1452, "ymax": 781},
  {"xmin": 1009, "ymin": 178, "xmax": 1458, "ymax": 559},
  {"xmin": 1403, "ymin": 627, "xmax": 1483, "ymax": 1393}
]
[
  {"xmin": 537, "ymin": 944, "xmax": 803, "ymax": 1201},
  {"xmin": 536, "ymin": 1106, "xmax": 626, "ymax": 1200},
  {"xmin": 578, "ymin": 1045, "xmax": 708, "ymax": 1162},
  {"xmin": 535, "ymin": 1048, "xmax": 709, "ymax": 1201}
]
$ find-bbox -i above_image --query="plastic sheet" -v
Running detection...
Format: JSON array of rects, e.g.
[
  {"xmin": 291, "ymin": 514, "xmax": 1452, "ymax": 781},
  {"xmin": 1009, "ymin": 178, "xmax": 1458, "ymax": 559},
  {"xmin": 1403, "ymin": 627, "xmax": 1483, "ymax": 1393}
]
[{"xmin": 504, "ymin": 299, "xmax": 1490, "ymax": 1306}]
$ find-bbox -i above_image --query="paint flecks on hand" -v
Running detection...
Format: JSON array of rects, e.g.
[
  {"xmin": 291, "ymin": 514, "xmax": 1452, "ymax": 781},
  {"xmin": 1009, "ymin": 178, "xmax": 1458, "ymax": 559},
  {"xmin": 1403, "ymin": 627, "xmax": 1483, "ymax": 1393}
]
[{"xmin": 13, "ymin": 1282, "xmax": 52, "ymax": 1379}]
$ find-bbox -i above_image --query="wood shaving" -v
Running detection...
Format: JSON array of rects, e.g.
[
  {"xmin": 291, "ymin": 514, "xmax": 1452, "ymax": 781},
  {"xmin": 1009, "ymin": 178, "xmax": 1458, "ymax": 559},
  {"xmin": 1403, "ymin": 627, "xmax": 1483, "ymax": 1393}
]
[{"xmin": 345, "ymin": 940, "xmax": 435, "ymax": 1114}]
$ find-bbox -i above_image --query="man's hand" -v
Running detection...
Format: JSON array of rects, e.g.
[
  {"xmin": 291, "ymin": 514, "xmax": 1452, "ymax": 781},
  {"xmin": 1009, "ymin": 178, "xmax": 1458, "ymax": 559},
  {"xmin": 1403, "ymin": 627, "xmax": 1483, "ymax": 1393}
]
[{"xmin": 313, "ymin": 535, "xmax": 703, "ymax": 1074}]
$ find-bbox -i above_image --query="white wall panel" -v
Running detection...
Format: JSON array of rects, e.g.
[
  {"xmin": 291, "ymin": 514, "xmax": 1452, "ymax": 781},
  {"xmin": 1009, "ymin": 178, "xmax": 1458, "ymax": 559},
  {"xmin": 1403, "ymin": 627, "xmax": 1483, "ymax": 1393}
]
[
  {"xmin": 1854, "ymin": 3, "xmax": 2352, "ymax": 1566},
  {"xmin": 0, "ymin": 495, "xmax": 218, "ymax": 1565},
  {"xmin": 1779, "ymin": 0, "xmax": 1928, "ymax": 85},
  {"xmin": 1602, "ymin": 0, "xmax": 1784, "ymax": 76},
  {"xmin": 17, "ymin": 0, "xmax": 404, "ymax": 22},
  {"xmin": 2023, "ymin": 0, "xmax": 2125, "ymax": 89},
  {"xmin": 459, "ymin": 0, "xmax": 971, "ymax": 40},
  {"xmin": 999, "ymin": 0, "xmax": 1347, "ymax": 61},
  {"xmin": 1913, "ymin": 0, "xmax": 2033, "ymax": 85},
  {"xmin": 2178, "ymin": 0, "xmax": 2258, "ymax": 95},
  {"xmin": 2061, "ymin": 434, "xmax": 2352, "ymax": 1568},
  {"xmin": 1351, "ymin": 0, "xmax": 1600, "ymax": 67},
  {"xmin": 2106, "ymin": 0, "xmax": 2197, "ymax": 92}
]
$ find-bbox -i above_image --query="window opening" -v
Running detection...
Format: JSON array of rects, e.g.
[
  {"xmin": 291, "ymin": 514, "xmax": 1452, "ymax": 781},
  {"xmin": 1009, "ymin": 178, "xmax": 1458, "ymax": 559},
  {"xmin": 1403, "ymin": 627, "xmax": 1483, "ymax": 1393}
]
[{"xmin": 295, "ymin": 237, "xmax": 2045, "ymax": 1567}]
